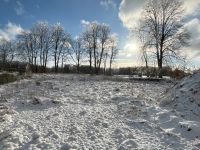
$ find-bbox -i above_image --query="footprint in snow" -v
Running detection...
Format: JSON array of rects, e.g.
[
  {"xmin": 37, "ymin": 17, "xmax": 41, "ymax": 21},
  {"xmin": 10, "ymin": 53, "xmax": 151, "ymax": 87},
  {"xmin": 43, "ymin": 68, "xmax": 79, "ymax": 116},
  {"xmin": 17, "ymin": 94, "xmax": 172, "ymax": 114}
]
[
  {"xmin": 118, "ymin": 139, "xmax": 138, "ymax": 150},
  {"xmin": 79, "ymin": 110, "xmax": 87, "ymax": 116},
  {"xmin": 94, "ymin": 119, "xmax": 101, "ymax": 126},
  {"xmin": 61, "ymin": 143, "xmax": 78, "ymax": 150}
]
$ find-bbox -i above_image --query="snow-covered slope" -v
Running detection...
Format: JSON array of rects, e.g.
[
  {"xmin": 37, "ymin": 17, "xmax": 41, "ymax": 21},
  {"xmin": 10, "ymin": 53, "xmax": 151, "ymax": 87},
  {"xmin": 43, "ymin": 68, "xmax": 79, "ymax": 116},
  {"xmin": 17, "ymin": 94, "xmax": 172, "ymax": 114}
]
[
  {"xmin": 160, "ymin": 72, "xmax": 200, "ymax": 121},
  {"xmin": 159, "ymin": 72, "xmax": 200, "ymax": 142},
  {"xmin": 0, "ymin": 74, "xmax": 199, "ymax": 149}
]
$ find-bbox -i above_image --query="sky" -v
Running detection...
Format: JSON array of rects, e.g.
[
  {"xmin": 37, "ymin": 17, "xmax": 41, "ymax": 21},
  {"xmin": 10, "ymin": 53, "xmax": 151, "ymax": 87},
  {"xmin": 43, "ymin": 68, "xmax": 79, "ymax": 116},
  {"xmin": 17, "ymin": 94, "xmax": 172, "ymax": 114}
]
[{"xmin": 0, "ymin": 0, "xmax": 200, "ymax": 69}]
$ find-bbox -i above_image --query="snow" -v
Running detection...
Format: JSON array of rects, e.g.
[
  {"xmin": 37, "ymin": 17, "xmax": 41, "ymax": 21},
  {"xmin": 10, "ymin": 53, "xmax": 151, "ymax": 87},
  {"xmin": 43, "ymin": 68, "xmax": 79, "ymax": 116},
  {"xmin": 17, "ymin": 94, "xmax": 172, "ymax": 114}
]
[
  {"xmin": 160, "ymin": 72, "xmax": 200, "ymax": 120},
  {"xmin": 0, "ymin": 74, "xmax": 199, "ymax": 149},
  {"xmin": 159, "ymin": 71, "xmax": 200, "ymax": 142}
]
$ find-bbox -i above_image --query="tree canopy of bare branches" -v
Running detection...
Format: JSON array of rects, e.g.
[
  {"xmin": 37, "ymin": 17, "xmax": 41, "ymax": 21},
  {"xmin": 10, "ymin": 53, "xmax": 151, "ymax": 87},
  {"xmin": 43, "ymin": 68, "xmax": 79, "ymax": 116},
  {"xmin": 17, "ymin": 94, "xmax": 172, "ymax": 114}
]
[
  {"xmin": 138, "ymin": 0, "xmax": 189, "ymax": 77},
  {"xmin": 69, "ymin": 36, "xmax": 85, "ymax": 73},
  {"xmin": 81, "ymin": 22, "xmax": 118, "ymax": 74},
  {"xmin": 51, "ymin": 23, "xmax": 71, "ymax": 72},
  {"xmin": 0, "ymin": 39, "xmax": 16, "ymax": 65}
]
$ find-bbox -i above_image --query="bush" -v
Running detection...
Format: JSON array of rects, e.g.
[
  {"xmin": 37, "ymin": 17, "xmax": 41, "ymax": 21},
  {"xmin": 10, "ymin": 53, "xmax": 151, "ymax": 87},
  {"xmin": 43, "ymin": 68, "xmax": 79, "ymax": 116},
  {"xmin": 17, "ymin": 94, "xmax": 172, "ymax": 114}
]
[
  {"xmin": 169, "ymin": 68, "xmax": 186, "ymax": 79},
  {"xmin": 0, "ymin": 73, "xmax": 17, "ymax": 84}
]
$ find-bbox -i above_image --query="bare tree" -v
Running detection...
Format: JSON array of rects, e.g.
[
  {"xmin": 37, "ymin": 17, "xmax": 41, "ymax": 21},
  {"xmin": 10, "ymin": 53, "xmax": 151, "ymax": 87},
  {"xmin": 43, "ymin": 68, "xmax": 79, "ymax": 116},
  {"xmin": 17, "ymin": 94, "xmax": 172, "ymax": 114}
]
[
  {"xmin": 97, "ymin": 24, "xmax": 110, "ymax": 74},
  {"xmin": 82, "ymin": 30, "xmax": 93, "ymax": 73},
  {"xmin": 32, "ymin": 21, "xmax": 51, "ymax": 72},
  {"xmin": 18, "ymin": 30, "xmax": 39, "ymax": 72},
  {"xmin": 86, "ymin": 22, "xmax": 100, "ymax": 74},
  {"xmin": 81, "ymin": 22, "xmax": 118, "ymax": 74},
  {"xmin": 51, "ymin": 23, "xmax": 71, "ymax": 72},
  {"xmin": 51, "ymin": 23, "xmax": 63, "ymax": 72},
  {"xmin": 0, "ymin": 39, "xmax": 17, "ymax": 64},
  {"xmin": 69, "ymin": 36, "xmax": 85, "ymax": 73},
  {"xmin": 108, "ymin": 35, "xmax": 118, "ymax": 75},
  {"xmin": 7, "ymin": 41, "xmax": 17, "ymax": 63},
  {"xmin": 140, "ymin": 0, "xmax": 189, "ymax": 78},
  {"xmin": 137, "ymin": 26, "xmax": 151, "ymax": 77},
  {"xmin": 0, "ymin": 39, "xmax": 10, "ymax": 66}
]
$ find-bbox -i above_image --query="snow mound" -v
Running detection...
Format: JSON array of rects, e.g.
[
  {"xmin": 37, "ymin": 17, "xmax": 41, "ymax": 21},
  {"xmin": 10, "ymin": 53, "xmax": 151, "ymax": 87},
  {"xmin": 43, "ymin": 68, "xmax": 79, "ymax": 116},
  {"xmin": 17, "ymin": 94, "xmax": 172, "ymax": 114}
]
[{"xmin": 160, "ymin": 71, "xmax": 200, "ymax": 121}]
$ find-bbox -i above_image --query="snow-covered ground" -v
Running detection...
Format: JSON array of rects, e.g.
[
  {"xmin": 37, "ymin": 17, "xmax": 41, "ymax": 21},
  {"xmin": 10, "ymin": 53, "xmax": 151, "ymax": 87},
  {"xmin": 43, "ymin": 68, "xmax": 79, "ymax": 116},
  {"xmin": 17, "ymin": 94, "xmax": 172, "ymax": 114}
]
[{"xmin": 0, "ymin": 74, "xmax": 199, "ymax": 149}]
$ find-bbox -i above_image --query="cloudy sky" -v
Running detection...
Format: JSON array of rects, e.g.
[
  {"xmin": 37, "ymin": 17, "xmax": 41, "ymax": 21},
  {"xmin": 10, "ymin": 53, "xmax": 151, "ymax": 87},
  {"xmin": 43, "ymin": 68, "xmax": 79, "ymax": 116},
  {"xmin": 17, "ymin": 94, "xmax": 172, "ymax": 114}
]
[{"xmin": 0, "ymin": 0, "xmax": 200, "ymax": 68}]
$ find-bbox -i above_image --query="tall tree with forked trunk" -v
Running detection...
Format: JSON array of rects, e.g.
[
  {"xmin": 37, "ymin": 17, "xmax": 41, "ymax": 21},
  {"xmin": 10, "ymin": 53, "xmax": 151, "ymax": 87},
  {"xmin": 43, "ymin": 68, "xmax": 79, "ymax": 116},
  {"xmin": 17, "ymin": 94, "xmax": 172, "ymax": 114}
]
[{"xmin": 139, "ymin": 0, "xmax": 189, "ymax": 78}]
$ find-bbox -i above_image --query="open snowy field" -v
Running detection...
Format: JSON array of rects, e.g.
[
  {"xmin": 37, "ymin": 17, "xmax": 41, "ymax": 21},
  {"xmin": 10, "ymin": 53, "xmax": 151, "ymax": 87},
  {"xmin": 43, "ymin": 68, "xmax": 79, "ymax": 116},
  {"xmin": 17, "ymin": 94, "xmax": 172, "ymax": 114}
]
[{"xmin": 0, "ymin": 74, "xmax": 199, "ymax": 150}]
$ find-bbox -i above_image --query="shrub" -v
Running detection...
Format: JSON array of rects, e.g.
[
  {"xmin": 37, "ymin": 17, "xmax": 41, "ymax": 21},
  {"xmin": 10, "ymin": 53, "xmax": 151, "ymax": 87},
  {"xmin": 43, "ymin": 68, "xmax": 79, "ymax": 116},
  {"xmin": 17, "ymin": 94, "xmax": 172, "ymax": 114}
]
[
  {"xmin": 0, "ymin": 73, "xmax": 17, "ymax": 84},
  {"xmin": 169, "ymin": 68, "xmax": 185, "ymax": 79}
]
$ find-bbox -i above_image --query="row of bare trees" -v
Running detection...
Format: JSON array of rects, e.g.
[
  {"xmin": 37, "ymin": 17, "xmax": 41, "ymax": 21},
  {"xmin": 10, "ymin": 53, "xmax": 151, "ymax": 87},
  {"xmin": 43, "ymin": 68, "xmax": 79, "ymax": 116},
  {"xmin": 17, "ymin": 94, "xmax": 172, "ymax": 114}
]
[
  {"xmin": 79, "ymin": 22, "xmax": 118, "ymax": 74},
  {"xmin": 136, "ymin": 0, "xmax": 190, "ymax": 78},
  {"xmin": 17, "ymin": 22, "xmax": 71, "ymax": 73},
  {"xmin": 0, "ymin": 21, "xmax": 118, "ymax": 74}
]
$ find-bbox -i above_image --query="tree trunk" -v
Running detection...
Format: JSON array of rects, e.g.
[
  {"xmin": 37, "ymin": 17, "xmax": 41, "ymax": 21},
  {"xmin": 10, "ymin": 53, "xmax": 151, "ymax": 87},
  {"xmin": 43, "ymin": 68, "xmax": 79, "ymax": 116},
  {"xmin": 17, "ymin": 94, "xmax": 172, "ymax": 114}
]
[
  {"xmin": 89, "ymin": 49, "xmax": 92, "ymax": 74},
  {"xmin": 61, "ymin": 56, "xmax": 64, "ymax": 72},
  {"xmin": 44, "ymin": 49, "xmax": 48, "ymax": 73},
  {"xmin": 98, "ymin": 43, "xmax": 104, "ymax": 74},
  {"xmin": 54, "ymin": 53, "xmax": 57, "ymax": 73},
  {"xmin": 93, "ymin": 47, "xmax": 97, "ymax": 74},
  {"xmin": 77, "ymin": 55, "xmax": 80, "ymax": 74},
  {"xmin": 34, "ymin": 56, "xmax": 37, "ymax": 73},
  {"xmin": 109, "ymin": 59, "xmax": 112, "ymax": 76},
  {"xmin": 158, "ymin": 58, "xmax": 163, "ymax": 78},
  {"xmin": 145, "ymin": 60, "xmax": 149, "ymax": 77}
]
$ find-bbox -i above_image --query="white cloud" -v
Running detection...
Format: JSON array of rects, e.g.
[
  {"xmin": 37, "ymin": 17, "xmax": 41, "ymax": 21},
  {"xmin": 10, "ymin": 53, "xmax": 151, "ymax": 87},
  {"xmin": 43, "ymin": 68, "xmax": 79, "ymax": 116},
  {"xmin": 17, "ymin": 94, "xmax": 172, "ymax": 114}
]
[
  {"xmin": 118, "ymin": 0, "xmax": 200, "ymax": 67},
  {"xmin": 119, "ymin": 0, "xmax": 200, "ymax": 29},
  {"xmin": 183, "ymin": 18, "xmax": 200, "ymax": 57},
  {"xmin": 15, "ymin": 1, "xmax": 25, "ymax": 15},
  {"xmin": 183, "ymin": 0, "xmax": 200, "ymax": 16},
  {"xmin": 118, "ymin": 0, "xmax": 146, "ymax": 29},
  {"xmin": 117, "ymin": 35, "xmax": 142, "ymax": 67},
  {"xmin": 0, "ymin": 22, "xmax": 24, "ymax": 41},
  {"xmin": 185, "ymin": 18, "xmax": 200, "ymax": 49},
  {"xmin": 81, "ymin": 20, "xmax": 90, "ymax": 26},
  {"xmin": 119, "ymin": 42, "xmax": 139, "ymax": 58},
  {"xmin": 100, "ymin": 0, "xmax": 116, "ymax": 10}
]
